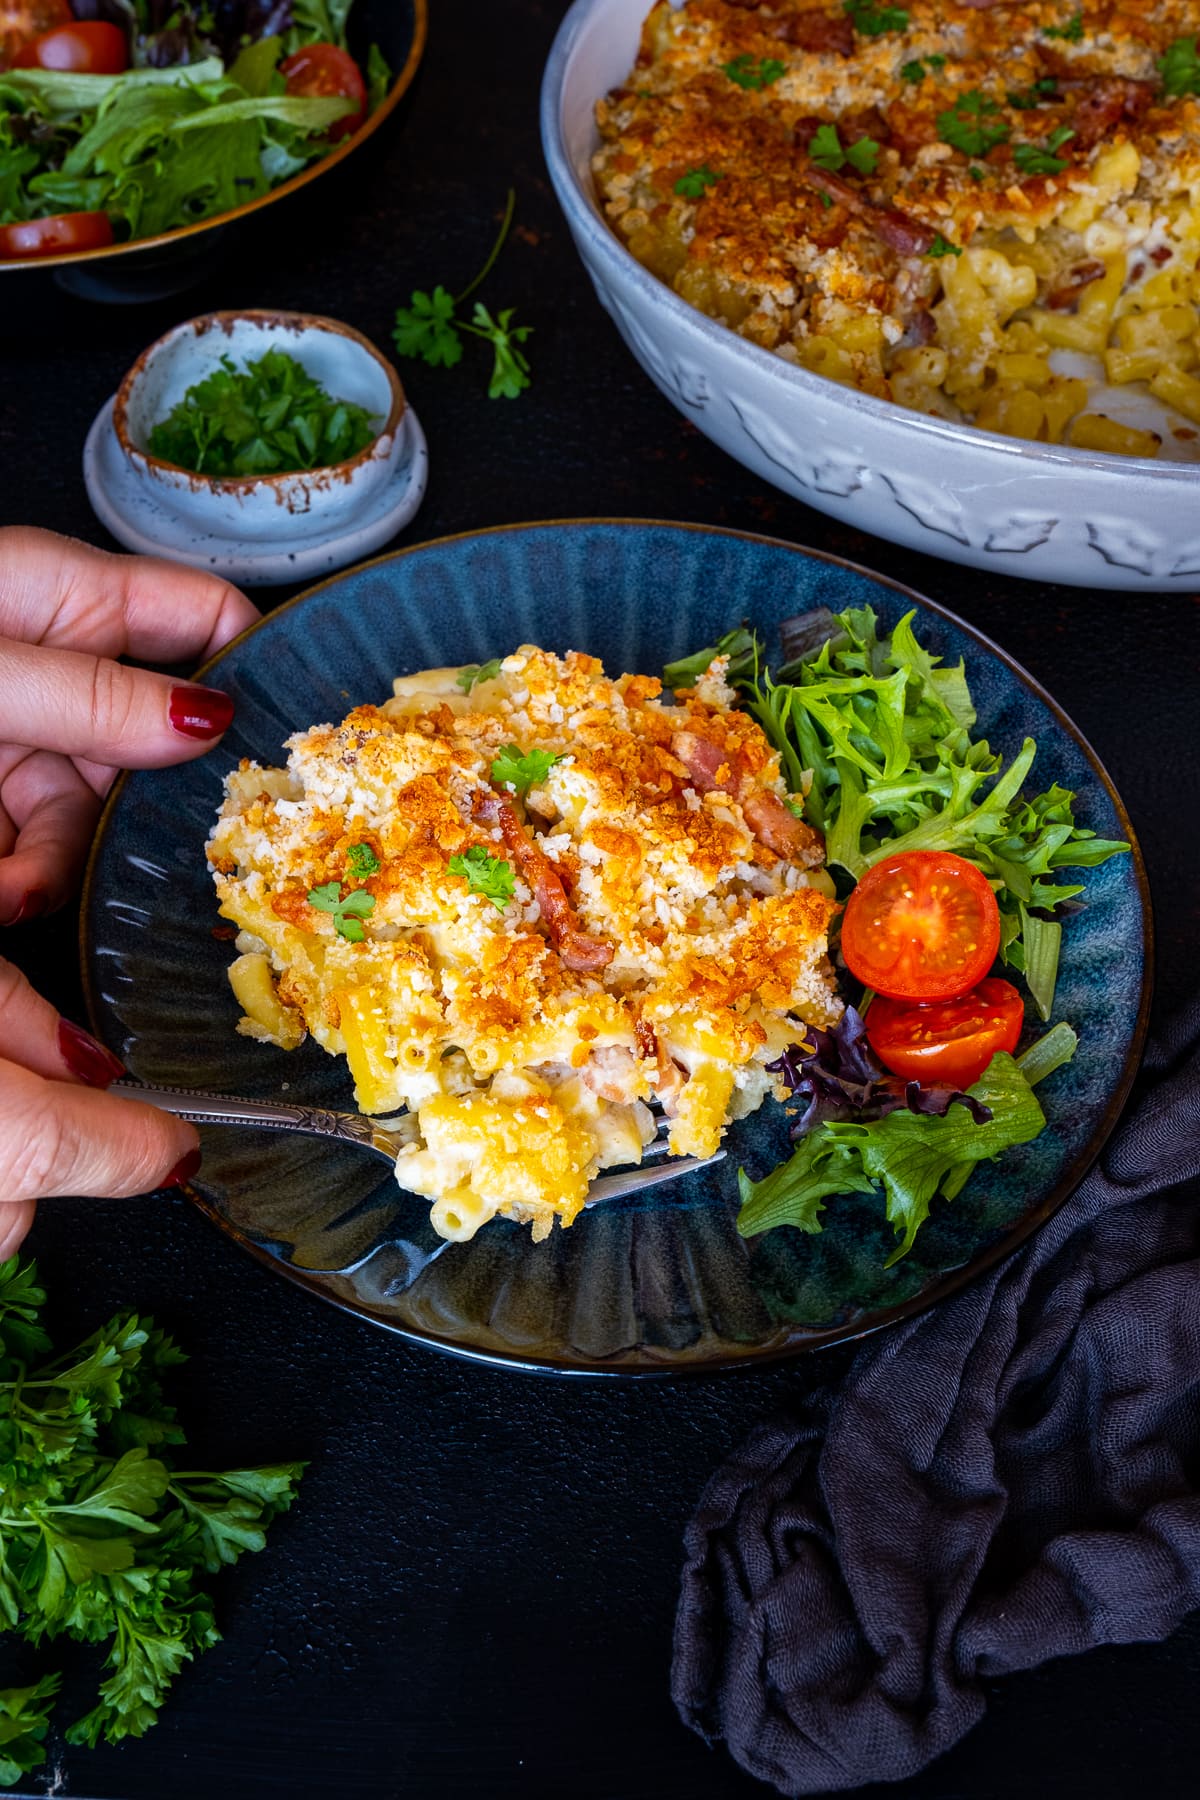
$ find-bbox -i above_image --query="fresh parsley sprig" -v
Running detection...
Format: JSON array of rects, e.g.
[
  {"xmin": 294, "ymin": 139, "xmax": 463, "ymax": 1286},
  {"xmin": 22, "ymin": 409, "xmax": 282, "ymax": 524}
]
[
  {"xmin": 843, "ymin": 0, "xmax": 909, "ymax": 37},
  {"xmin": 1159, "ymin": 35, "xmax": 1200, "ymax": 98},
  {"xmin": 722, "ymin": 53, "xmax": 786, "ymax": 90},
  {"xmin": 937, "ymin": 89, "xmax": 1011, "ymax": 158},
  {"xmin": 675, "ymin": 164, "xmax": 723, "ymax": 199},
  {"xmin": 448, "ymin": 845, "xmax": 515, "ymax": 912},
  {"xmin": 0, "ymin": 1259, "xmax": 304, "ymax": 1783},
  {"xmin": 490, "ymin": 745, "xmax": 562, "ymax": 796},
  {"xmin": 392, "ymin": 190, "xmax": 532, "ymax": 399},
  {"xmin": 926, "ymin": 232, "xmax": 963, "ymax": 258},
  {"xmin": 1013, "ymin": 126, "xmax": 1075, "ymax": 175},
  {"xmin": 457, "ymin": 660, "xmax": 502, "ymax": 693},
  {"xmin": 1042, "ymin": 11, "xmax": 1084, "ymax": 42},
  {"xmin": 346, "ymin": 842, "xmax": 381, "ymax": 878},
  {"xmin": 307, "ymin": 882, "xmax": 376, "ymax": 942},
  {"xmin": 809, "ymin": 123, "xmax": 881, "ymax": 176},
  {"xmin": 900, "ymin": 52, "xmax": 945, "ymax": 83}
]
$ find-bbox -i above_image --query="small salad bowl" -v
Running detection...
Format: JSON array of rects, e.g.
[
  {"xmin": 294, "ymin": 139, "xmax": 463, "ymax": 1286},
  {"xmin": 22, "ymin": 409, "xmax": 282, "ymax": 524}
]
[{"xmin": 84, "ymin": 309, "xmax": 429, "ymax": 585}]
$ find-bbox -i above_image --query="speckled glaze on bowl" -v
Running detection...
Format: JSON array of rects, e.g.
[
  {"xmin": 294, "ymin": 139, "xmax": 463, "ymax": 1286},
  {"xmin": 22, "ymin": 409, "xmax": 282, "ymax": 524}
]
[
  {"xmin": 541, "ymin": 0, "xmax": 1200, "ymax": 591},
  {"xmin": 110, "ymin": 310, "xmax": 406, "ymax": 540},
  {"xmin": 82, "ymin": 523, "xmax": 1150, "ymax": 1376}
]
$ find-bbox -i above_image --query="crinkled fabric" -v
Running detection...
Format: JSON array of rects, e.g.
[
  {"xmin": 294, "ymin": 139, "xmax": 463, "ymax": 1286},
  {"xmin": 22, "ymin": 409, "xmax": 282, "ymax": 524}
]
[{"xmin": 672, "ymin": 999, "xmax": 1200, "ymax": 1796}]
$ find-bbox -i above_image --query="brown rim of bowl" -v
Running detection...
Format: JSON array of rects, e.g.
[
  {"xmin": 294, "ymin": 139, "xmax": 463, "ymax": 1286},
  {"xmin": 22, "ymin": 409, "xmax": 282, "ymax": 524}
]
[
  {"xmin": 0, "ymin": 0, "xmax": 427, "ymax": 274},
  {"xmin": 112, "ymin": 308, "xmax": 407, "ymax": 493},
  {"xmin": 79, "ymin": 519, "xmax": 1155, "ymax": 1379}
]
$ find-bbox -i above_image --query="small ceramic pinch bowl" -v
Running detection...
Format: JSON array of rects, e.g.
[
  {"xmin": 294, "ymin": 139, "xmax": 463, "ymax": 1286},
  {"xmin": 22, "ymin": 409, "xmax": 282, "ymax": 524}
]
[{"xmin": 85, "ymin": 309, "xmax": 429, "ymax": 586}]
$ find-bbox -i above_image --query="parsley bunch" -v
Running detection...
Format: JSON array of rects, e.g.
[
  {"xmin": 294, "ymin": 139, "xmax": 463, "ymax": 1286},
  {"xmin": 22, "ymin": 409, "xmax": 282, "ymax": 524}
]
[
  {"xmin": 392, "ymin": 189, "xmax": 532, "ymax": 400},
  {"xmin": 147, "ymin": 350, "xmax": 379, "ymax": 479},
  {"xmin": 0, "ymin": 1257, "xmax": 304, "ymax": 1786}
]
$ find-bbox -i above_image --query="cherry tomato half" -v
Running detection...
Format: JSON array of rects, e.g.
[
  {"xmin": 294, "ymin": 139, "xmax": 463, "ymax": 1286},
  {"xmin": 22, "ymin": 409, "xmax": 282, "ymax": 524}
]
[
  {"xmin": 841, "ymin": 848, "xmax": 1001, "ymax": 1001},
  {"xmin": 866, "ymin": 978, "xmax": 1024, "ymax": 1090},
  {"xmin": 0, "ymin": 210, "xmax": 114, "ymax": 259},
  {"xmin": 279, "ymin": 42, "xmax": 367, "ymax": 141},
  {"xmin": 0, "ymin": 1, "xmax": 71, "ymax": 66},
  {"xmin": 14, "ymin": 20, "xmax": 128, "ymax": 72}
]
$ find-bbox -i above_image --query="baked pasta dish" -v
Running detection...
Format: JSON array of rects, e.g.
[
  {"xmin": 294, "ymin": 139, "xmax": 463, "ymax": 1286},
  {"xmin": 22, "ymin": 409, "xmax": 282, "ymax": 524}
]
[
  {"xmin": 593, "ymin": 0, "xmax": 1200, "ymax": 456},
  {"xmin": 207, "ymin": 647, "xmax": 840, "ymax": 1243}
]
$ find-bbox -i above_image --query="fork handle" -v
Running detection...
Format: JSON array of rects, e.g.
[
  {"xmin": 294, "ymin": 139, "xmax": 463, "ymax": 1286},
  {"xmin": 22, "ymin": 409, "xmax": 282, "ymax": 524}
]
[{"xmin": 112, "ymin": 1080, "xmax": 385, "ymax": 1151}]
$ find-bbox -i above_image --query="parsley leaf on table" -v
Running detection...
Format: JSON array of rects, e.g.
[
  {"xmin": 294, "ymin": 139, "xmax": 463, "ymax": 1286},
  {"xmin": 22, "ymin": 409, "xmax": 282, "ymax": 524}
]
[
  {"xmin": 392, "ymin": 189, "xmax": 532, "ymax": 399},
  {"xmin": 0, "ymin": 1258, "xmax": 304, "ymax": 1783},
  {"xmin": 448, "ymin": 846, "xmax": 515, "ymax": 912}
]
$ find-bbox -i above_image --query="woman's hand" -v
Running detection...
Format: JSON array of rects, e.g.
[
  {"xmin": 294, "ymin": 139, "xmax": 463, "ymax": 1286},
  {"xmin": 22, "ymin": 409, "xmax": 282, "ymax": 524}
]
[{"xmin": 0, "ymin": 527, "xmax": 260, "ymax": 1253}]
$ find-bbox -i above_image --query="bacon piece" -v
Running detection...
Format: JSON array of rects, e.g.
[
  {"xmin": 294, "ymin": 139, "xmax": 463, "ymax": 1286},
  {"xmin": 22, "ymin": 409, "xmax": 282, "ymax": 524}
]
[
  {"xmin": 1045, "ymin": 258, "xmax": 1105, "ymax": 311},
  {"xmin": 671, "ymin": 728, "xmax": 821, "ymax": 861},
  {"xmin": 473, "ymin": 791, "xmax": 613, "ymax": 972},
  {"xmin": 774, "ymin": 11, "xmax": 855, "ymax": 55},
  {"xmin": 634, "ymin": 1017, "xmax": 658, "ymax": 1061},
  {"xmin": 804, "ymin": 166, "xmax": 936, "ymax": 256},
  {"xmin": 899, "ymin": 308, "xmax": 937, "ymax": 347},
  {"xmin": 1064, "ymin": 76, "xmax": 1154, "ymax": 148}
]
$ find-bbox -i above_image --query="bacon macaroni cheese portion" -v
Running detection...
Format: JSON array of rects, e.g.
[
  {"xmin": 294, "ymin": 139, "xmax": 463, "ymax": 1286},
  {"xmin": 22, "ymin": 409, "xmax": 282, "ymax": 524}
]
[
  {"xmin": 594, "ymin": 0, "xmax": 1200, "ymax": 457},
  {"xmin": 208, "ymin": 647, "xmax": 840, "ymax": 1243}
]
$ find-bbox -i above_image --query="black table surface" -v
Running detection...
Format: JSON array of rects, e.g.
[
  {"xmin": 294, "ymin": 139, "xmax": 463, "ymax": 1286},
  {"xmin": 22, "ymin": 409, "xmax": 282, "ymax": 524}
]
[{"xmin": 2, "ymin": 3, "xmax": 1199, "ymax": 1796}]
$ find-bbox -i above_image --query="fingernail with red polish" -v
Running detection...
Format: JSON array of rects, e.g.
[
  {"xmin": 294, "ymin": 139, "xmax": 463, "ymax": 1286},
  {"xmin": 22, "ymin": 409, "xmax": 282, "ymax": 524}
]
[
  {"xmin": 2, "ymin": 888, "xmax": 48, "ymax": 927},
  {"xmin": 162, "ymin": 1147, "xmax": 202, "ymax": 1190},
  {"xmin": 58, "ymin": 1018, "xmax": 126, "ymax": 1089},
  {"xmin": 168, "ymin": 684, "xmax": 235, "ymax": 741}
]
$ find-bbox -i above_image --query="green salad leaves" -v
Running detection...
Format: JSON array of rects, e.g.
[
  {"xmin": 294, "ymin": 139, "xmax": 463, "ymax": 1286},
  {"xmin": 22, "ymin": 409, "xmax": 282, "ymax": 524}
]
[
  {"xmin": 738, "ymin": 1051, "xmax": 1046, "ymax": 1260},
  {"xmin": 666, "ymin": 605, "xmax": 1128, "ymax": 1021},
  {"xmin": 0, "ymin": 51, "xmax": 351, "ymax": 240},
  {"xmin": 148, "ymin": 349, "xmax": 380, "ymax": 478},
  {"xmin": 0, "ymin": 1257, "xmax": 304, "ymax": 1785}
]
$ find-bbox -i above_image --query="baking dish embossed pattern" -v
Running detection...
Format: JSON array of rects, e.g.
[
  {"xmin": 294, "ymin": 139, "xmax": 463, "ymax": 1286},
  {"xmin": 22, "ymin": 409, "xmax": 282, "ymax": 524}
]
[
  {"xmin": 541, "ymin": 0, "xmax": 1200, "ymax": 591},
  {"xmin": 82, "ymin": 523, "xmax": 1149, "ymax": 1375}
]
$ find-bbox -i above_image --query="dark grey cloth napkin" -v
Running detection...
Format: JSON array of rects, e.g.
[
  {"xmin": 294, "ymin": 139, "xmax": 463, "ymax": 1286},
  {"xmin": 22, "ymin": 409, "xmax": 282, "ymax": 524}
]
[{"xmin": 673, "ymin": 997, "xmax": 1200, "ymax": 1795}]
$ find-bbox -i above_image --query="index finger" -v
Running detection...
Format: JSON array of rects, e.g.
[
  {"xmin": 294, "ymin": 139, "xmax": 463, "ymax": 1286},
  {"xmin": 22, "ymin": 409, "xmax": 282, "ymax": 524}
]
[{"xmin": 0, "ymin": 527, "xmax": 259, "ymax": 666}]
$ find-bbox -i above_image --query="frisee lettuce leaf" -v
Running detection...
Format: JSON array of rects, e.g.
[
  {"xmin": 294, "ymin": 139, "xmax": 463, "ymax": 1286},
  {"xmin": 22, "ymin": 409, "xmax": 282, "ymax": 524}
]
[{"xmin": 669, "ymin": 604, "xmax": 1129, "ymax": 1018}]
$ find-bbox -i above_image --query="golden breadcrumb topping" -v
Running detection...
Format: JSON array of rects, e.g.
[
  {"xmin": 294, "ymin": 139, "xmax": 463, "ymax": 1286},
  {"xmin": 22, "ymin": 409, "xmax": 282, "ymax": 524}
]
[{"xmin": 208, "ymin": 647, "xmax": 840, "ymax": 1244}]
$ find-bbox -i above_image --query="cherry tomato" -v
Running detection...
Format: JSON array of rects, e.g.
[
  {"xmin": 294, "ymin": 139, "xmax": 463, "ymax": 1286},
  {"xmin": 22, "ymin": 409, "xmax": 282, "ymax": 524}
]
[
  {"xmin": 0, "ymin": 1, "xmax": 70, "ymax": 66},
  {"xmin": 841, "ymin": 848, "xmax": 1001, "ymax": 1001},
  {"xmin": 0, "ymin": 211, "xmax": 114, "ymax": 259},
  {"xmin": 13, "ymin": 20, "xmax": 128, "ymax": 72},
  {"xmin": 866, "ymin": 978, "xmax": 1024, "ymax": 1089},
  {"xmin": 279, "ymin": 42, "xmax": 367, "ymax": 141}
]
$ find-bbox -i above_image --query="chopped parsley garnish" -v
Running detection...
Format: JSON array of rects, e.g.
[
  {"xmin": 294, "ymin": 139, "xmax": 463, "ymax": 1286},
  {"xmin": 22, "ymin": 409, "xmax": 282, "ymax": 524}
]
[
  {"xmin": 457, "ymin": 659, "xmax": 502, "ymax": 692},
  {"xmin": 809, "ymin": 123, "xmax": 881, "ymax": 175},
  {"xmin": 1007, "ymin": 78, "xmax": 1057, "ymax": 109},
  {"xmin": 490, "ymin": 744, "xmax": 562, "ymax": 795},
  {"xmin": 675, "ymin": 164, "xmax": 723, "ymax": 198},
  {"xmin": 926, "ymin": 233, "xmax": 963, "ymax": 258},
  {"xmin": 346, "ymin": 842, "xmax": 381, "ymax": 878},
  {"xmin": 448, "ymin": 845, "xmax": 515, "ymax": 911},
  {"xmin": 967, "ymin": 165, "xmax": 987, "ymax": 181},
  {"xmin": 393, "ymin": 189, "xmax": 532, "ymax": 399},
  {"xmin": 843, "ymin": 0, "xmax": 909, "ymax": 37},
  {"xmin": 936, "ymin": 90, "xmax": 1011, "ymax": 158},
  {"xmin": 722, "ymin": 53, "xmax": 786, "ymax": 90},
  {"xmin": 900, "ymin": 53, "xmax": 945, "ymax": 82},
  {"xmin": 146, "ymin": 350, "xmax": 379, "ymax": 479},
  {"xmin": 1042, "ymin": 11, "xmax": 1084, "ymax": 41},
  {"xmin": 1013, "ymin": 126, "xmax": 1075, "ymax": 175},
  {"xmin": 1159, "ymin": 35, "xmax": 1200, "ymax": 98},
  {"xmin": 307, "ymin": 881, "xmax": 376, "ymax": 942}
]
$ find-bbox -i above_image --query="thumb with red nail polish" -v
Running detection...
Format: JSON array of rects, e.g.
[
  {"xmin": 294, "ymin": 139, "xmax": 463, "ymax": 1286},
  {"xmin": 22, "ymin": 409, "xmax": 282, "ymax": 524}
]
[{"xmin": 0, "ymin": 957, "xmax": 201, "ymax": 1259}]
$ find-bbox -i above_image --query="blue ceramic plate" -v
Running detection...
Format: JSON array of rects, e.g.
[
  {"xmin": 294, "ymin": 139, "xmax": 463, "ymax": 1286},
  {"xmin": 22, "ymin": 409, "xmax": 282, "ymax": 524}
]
[{"xmin": 81, "ymin": 523, "xmax": 1151, "ymax": 1375}]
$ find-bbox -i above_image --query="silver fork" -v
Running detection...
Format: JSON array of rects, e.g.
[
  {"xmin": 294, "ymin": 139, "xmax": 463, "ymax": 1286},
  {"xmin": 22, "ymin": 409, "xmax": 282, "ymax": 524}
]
[{"xmin": 114, "ymin": 1082, "xmax": 724, "ymax": 1204}]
